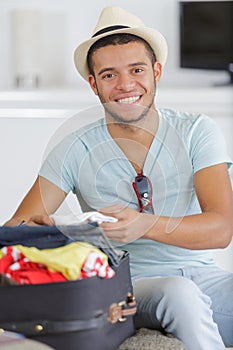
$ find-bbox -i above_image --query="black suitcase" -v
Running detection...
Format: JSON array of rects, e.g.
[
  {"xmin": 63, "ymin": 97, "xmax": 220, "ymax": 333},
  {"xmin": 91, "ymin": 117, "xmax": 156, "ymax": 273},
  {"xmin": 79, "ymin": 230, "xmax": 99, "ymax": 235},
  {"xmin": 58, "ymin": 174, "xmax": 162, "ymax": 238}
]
[{"xmin": 0, "ymin": 225, "xmax": 136, "ymax": 350}]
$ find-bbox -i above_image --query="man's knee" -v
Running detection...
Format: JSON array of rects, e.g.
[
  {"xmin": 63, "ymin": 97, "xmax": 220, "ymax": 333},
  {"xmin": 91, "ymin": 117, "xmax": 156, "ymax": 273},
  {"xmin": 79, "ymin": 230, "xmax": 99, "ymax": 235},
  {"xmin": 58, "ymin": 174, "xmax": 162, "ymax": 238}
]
[
  {"xmin": 135, "ymin": 276, "xmax": 204, "ymax": 302},
  {"xmin": 134, "ymin": 275, "xmax": 212, "ymax": 319},
  {"xmin": 159, "ymin": 276, "xmax": 207, "ymax": 304}
]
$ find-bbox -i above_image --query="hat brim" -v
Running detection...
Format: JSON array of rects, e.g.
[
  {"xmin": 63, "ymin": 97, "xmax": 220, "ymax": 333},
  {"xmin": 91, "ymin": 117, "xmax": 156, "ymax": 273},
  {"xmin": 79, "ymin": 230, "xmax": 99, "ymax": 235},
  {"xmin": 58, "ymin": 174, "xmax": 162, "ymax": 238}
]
[{"xmin": 74, "ymin": 26, "xmax": 168, "ymax": 81}]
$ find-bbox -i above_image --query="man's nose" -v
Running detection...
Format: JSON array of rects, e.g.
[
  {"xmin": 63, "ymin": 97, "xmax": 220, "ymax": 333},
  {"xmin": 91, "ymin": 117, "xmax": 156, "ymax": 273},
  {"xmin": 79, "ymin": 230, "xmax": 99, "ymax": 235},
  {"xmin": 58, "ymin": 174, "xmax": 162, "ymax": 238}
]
[{"xmin": 116, "ymin": 73, "xmax": 135, "ymax": 91}]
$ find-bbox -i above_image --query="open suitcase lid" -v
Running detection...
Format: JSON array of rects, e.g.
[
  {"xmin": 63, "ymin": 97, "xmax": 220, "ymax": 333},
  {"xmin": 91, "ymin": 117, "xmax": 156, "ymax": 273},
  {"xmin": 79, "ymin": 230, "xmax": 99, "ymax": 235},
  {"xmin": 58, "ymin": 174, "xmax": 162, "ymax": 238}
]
[{"xmin": 0, "ymin": 223, "xmax": 120, "ymax": 267}]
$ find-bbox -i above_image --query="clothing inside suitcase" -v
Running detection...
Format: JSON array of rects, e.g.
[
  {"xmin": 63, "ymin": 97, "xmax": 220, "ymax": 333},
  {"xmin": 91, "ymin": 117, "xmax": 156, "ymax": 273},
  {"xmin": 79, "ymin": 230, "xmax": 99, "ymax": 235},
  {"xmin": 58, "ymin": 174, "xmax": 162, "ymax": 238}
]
[{"xmin": 0, "ymin": 224, "xmax": 136, "ymax": 350}]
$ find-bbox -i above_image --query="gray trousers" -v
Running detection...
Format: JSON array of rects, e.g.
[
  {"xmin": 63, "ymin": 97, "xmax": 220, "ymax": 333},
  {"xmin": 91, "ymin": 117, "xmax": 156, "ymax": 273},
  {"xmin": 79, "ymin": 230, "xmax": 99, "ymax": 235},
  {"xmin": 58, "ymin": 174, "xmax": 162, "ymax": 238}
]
[{"xmin": 133, "ymin": 266, "xmax": 233, "ymax": 350}]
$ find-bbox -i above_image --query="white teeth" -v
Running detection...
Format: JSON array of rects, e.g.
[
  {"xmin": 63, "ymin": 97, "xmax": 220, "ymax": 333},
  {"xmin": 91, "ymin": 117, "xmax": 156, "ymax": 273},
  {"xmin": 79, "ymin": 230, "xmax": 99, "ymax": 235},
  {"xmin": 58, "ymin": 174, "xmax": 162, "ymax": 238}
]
[{"xmin": 117, "ymin": 96, "xmax": 140, "ymax": 104}]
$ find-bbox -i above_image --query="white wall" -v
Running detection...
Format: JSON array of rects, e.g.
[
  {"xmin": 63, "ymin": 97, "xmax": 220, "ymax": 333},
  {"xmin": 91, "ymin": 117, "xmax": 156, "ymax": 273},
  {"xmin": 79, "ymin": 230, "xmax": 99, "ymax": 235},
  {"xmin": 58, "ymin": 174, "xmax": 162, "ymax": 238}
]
[{"xmin": 0, "ymin": 0, "xmax": 229, "ymax": 90}]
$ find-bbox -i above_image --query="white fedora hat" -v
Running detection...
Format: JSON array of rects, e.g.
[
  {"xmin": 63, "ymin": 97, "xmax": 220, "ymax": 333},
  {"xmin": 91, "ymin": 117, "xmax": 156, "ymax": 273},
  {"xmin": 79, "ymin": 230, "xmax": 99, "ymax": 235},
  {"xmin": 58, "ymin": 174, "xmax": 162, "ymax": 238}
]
[{"xmin": 74, "ymin": 6, "xmax": 168, "ymax": 81}]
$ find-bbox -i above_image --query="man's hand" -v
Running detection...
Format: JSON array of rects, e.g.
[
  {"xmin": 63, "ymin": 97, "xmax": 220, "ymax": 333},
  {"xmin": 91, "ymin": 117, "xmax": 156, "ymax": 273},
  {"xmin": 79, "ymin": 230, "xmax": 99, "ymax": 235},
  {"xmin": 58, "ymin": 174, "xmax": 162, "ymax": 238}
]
[
  {"xmin": 98, "ymin": 204, "xmax": 155, "ymax": 243},
  {"xmin": 26, "ymin": 214, "xmax": 55, "ymax": 226}
]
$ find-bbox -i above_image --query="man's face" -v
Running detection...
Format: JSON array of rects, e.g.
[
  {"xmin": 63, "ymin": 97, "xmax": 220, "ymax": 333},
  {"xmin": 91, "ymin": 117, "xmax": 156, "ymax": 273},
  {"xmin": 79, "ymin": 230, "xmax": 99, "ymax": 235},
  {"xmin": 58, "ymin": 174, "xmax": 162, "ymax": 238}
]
[{"xmin": 88, "ymin": 41, "xmax": 162, "ymax": 124}]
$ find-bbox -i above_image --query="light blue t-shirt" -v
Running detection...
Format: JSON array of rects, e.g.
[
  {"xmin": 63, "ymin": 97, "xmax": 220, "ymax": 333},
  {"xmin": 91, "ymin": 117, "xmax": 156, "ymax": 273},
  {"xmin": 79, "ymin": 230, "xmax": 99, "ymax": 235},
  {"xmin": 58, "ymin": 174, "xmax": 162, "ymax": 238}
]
[{"xmin": 39, "ymin": 108, "xmax": 232, "ymax": 279}]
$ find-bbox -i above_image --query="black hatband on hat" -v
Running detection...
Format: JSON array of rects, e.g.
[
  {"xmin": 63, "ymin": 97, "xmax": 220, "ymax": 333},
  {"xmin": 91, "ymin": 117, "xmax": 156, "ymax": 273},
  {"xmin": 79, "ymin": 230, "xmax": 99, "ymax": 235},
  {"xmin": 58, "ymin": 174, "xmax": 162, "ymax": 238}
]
[{"xmin": 92, "ymin": 25, "xmax": 129, "ymax": 38}]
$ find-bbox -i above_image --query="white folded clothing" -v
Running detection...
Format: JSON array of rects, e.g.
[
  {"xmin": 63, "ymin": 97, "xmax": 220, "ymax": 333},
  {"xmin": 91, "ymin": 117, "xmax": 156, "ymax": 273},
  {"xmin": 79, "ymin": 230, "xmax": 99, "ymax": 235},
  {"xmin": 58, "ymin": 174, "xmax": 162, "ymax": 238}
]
[{"xmin": 51, "ymin": 212, "xmax": 118, "ymax": 226}]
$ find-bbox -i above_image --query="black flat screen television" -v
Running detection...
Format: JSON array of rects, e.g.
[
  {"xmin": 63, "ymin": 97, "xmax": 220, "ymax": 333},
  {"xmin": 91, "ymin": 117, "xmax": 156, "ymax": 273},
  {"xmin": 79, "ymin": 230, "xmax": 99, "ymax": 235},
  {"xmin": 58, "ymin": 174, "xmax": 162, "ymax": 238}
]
[{"xmin": 179, "ymin": 1, "xmax": 233, "ymax": 85}]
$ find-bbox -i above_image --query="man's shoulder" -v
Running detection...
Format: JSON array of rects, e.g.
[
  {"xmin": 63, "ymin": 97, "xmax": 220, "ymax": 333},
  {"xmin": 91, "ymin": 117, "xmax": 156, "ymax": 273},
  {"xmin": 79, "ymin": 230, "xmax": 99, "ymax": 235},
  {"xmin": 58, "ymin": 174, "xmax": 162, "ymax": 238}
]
[
  {"xmin": 158, "ymin": 107, "xmax": 212, "ymax": 132},
  {"xmin": 74, "ymin": 117, "xmax": 105, "ymax": 136},
  {"xmin": 61, "ymin": 117, "xmax": 105, "ymax": 145},
  {"xmin": 48, "ymin": 117, "xmax": 105, "ymax": 155},
  {"xmin": 158, "ymin": 107, "xmax": 200, "ymax": 123}
]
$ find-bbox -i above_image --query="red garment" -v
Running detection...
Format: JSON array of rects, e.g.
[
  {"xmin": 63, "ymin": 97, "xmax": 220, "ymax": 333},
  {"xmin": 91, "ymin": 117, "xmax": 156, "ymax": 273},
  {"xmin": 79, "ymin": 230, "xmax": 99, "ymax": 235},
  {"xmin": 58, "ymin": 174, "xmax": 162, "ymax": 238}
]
[
  {"xmin": 0, "ymin": 246, "xmax": 115, "ymax": 285},
  {"xmin": 80, "ymin": 251, "xmax": 115, "ymax": 279},
  {"xmin": 0, "ymin": 246, "xmax": 66, "ymax": 284}
]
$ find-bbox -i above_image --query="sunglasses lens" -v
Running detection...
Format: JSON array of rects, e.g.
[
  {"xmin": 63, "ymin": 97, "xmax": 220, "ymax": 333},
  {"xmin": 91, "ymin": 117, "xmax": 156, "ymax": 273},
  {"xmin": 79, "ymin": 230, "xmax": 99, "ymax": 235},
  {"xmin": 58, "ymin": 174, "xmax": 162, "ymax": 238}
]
[
  {"xmin": 135, "ymin": 176, "xmax": 151, "ymax": 198},
  {"xmin": 133, "ymin": 175, "xmax": 154, "ymax": 214}
]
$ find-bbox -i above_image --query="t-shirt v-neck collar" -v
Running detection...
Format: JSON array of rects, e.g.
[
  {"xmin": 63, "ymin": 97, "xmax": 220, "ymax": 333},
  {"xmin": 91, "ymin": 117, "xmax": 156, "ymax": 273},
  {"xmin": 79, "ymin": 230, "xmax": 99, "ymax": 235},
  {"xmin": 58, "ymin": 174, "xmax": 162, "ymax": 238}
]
[{"xmin": 101, "ymin": 110, "xmax": 163, "ymax": 176}]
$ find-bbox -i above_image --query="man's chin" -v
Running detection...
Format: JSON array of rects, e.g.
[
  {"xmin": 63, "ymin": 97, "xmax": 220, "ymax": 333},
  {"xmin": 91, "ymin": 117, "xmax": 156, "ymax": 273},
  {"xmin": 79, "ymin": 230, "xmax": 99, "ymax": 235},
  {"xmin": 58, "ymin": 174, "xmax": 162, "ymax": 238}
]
[{"xmin": 104, "ymin": 103, "xmax": 150, "ymax": 124}]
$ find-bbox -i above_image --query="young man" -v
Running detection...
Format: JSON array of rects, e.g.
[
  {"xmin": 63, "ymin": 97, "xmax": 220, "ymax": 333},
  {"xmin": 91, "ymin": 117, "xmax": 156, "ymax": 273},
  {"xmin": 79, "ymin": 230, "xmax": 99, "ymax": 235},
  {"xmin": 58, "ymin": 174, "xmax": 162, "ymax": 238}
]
[{"xmin": 4, "ymin": 7, "xmax": 233, "ymax": 350}]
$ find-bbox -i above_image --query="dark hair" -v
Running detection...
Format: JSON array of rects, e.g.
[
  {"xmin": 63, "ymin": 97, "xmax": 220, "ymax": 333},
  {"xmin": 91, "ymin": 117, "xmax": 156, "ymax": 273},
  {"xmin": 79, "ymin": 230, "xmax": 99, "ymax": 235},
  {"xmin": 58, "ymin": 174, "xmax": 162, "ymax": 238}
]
[{"xmin": 87, "ymin": 33, "xmax": 156, "ymax": 76}]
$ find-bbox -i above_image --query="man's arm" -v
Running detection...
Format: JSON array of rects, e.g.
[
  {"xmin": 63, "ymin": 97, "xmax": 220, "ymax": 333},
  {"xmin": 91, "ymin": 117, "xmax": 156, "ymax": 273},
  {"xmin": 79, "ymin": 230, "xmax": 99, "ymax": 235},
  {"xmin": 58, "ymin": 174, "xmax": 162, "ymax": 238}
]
[
  {"xmin": 4, "ymin": 176, "xmax": 67, "ymax": 226},
  {"xmin": 99, "ymin": 163, "xmax": 233, "ymax": 249}
]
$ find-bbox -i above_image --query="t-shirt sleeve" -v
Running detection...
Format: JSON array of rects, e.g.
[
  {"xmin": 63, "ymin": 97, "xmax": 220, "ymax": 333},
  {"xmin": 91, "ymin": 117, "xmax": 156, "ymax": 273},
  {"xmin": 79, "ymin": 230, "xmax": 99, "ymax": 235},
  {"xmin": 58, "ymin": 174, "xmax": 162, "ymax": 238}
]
[
  {"xmin": 39, "ymin": 133, "xmax": 81, "ymax": 194},
  {"xmin": 189, "ymin": 114, "xmax": 232, "ymax": 173}
]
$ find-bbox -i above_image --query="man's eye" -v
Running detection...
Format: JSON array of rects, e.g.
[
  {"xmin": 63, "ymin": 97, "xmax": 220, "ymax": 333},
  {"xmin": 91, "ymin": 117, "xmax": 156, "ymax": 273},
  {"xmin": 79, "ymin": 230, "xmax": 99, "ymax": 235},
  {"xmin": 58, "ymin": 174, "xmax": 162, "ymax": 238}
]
[
  {"xmin": 103, "ymin": 73, "xmax": 115, "ymax": 79},
  {"xmin": 134, "ymin": 68, "xmax": 143, "ymax": 73}
]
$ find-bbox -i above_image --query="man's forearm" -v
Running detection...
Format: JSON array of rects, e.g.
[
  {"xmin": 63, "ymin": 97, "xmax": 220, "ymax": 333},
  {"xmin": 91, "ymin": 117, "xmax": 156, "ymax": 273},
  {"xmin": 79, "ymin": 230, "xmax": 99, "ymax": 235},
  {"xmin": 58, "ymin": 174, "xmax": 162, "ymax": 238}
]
[
  {"xmin": 143, "ymin": 211, "xmax": 233, "ymax": 250},
  {"xmin": 3, "ymin": 217, "xmax": 26, "ymax": 227}
]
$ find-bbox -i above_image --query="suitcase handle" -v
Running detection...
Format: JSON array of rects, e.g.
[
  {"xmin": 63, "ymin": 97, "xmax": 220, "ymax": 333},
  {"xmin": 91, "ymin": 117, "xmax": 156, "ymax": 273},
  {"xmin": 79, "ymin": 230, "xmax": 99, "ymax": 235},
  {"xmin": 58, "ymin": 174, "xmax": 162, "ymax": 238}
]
[{"xmin": 108, "ymin": 293, "xmax": 137, "ymax": 324}]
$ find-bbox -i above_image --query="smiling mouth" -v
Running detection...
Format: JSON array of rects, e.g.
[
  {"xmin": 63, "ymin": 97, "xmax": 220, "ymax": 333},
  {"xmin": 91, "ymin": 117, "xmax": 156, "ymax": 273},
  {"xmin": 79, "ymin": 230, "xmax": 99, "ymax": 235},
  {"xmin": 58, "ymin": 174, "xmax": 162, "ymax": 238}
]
[{"xmin": 116, "ymin": 96, "xmax": 141, "ymax": 104}]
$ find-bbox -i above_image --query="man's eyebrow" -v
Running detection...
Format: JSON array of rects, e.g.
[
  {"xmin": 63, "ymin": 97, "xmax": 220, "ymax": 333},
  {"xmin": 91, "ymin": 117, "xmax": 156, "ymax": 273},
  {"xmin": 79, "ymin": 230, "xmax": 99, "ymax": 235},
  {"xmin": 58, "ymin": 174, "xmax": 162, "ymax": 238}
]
[
  {"xmin": 129, "ymin": 62, "xmax": 148, "ymax": 67},
  {"xmin": 98, "ymin": 67, "xmax": 115, "ymax": 76},
  {"xmin": 98, "ymin": 62, "xmax": 148, "ymax": 76}
]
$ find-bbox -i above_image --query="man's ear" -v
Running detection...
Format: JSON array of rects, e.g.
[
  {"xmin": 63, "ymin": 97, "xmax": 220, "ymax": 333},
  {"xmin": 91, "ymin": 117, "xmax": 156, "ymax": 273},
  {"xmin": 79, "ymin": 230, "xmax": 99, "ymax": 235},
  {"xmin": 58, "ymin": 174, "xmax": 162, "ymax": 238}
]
[
  {"xmin": 88, "ymin": 75, "xmax": 98, "ymax": 95},
  {"xmin": 154, "ymin": 62, "xmax": 162, "ymax": 83}
]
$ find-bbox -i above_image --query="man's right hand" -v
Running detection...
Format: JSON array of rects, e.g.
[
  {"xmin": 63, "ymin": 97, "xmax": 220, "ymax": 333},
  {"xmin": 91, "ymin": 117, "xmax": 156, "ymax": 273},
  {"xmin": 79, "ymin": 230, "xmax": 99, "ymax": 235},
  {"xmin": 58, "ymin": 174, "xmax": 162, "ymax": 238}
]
[{"xmin": 26, "ymin": 214, "xmax": 55, "ymax": 226}]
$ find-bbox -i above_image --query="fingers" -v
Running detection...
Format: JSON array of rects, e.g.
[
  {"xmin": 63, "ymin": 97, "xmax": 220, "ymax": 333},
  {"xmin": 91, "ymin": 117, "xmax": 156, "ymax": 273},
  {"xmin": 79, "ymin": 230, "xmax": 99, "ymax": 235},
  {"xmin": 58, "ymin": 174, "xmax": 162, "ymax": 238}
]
[
  {"xmin": 98, "ymin": 204, "xmax": 127, "ymax": 219},
  {"xmin": 27, "ymin": 214, "xmax": 54, "ymax": 226},
  {"xmin": 99, "ymin": 204, "xmax": 153, "ymax": 244},
  {"xmin": 100, "ymin": 221, "xmax": 123, "ymax": 233},
  {"xmin": 98, "ymin": 204, "xmax": 125, "ymax": 214}
]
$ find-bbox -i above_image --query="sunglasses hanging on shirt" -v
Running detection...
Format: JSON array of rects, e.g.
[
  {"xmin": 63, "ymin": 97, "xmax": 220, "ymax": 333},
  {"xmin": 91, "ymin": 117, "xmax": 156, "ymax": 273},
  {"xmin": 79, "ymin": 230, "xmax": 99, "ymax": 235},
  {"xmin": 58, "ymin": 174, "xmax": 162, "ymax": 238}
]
[{"xmin": 132, "ymin": 173, "xmax": 154, "ymax": 214}]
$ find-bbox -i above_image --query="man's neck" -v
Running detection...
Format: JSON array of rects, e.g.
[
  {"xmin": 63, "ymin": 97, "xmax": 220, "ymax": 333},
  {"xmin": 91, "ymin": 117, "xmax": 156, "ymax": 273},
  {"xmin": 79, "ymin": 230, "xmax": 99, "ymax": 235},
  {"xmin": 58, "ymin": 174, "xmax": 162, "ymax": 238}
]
[
  {"xmin": 106, "ymin": 109, "xmax": 159, "ymax": 173},
  {"xmin": 106, "ymin": 109, "xmax": 159, "ymax": 142}
]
